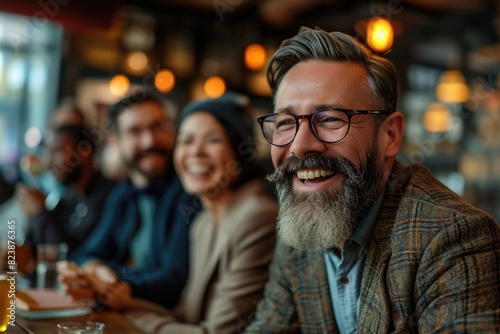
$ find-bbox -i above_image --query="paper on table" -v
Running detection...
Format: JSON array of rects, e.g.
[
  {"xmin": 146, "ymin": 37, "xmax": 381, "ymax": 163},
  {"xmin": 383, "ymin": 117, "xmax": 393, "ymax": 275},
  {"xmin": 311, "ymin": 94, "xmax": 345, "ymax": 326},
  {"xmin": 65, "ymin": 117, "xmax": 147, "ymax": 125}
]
[{"xmin": 16, "ymin": 289, "xmax": 92, "ymax": 319}]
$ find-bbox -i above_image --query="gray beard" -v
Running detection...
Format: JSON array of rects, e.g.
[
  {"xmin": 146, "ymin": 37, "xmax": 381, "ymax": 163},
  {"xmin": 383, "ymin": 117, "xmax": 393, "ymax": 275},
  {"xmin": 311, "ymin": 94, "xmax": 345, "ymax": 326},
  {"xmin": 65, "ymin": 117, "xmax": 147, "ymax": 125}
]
[{"xmin": 268, "ymin": 145, "xmax": 382, "ymax": 251}]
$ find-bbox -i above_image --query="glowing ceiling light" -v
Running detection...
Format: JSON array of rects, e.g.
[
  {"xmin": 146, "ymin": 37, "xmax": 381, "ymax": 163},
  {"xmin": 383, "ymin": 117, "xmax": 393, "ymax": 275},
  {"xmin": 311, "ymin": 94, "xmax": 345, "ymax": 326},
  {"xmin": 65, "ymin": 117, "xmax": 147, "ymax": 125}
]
[{"xmin": 366, "ymin": 17, "xmax": 394, "ymax": 53}]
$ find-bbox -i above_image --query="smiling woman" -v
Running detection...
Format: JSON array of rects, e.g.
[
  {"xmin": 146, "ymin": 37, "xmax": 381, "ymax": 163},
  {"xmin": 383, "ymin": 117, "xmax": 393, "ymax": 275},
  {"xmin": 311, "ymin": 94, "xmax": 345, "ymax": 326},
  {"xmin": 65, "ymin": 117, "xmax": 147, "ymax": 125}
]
[
  {"xmin": 121, "ymin": 93, "xmax": 278, "ymax": 334},
  {"xmin": 175, "ymin": 112, "xmax": 241, "ymax": 201}
]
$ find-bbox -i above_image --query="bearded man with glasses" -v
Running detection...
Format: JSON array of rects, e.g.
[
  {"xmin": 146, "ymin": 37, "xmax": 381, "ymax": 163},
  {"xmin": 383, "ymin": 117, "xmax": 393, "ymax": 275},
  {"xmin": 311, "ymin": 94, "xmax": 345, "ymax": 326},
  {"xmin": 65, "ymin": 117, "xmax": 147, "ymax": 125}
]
[{"xmin": 244, "ymin": 27, "xmax": 500, "ymax": 333}]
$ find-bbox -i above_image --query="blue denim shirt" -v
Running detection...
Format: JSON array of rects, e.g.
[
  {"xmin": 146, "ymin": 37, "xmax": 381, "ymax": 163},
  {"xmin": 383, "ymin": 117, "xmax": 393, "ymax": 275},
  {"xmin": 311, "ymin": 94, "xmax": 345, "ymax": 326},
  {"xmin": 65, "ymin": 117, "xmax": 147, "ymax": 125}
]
[{"xmin": 324, "ymin": 187, "xmax": 386, "ymax": 334}]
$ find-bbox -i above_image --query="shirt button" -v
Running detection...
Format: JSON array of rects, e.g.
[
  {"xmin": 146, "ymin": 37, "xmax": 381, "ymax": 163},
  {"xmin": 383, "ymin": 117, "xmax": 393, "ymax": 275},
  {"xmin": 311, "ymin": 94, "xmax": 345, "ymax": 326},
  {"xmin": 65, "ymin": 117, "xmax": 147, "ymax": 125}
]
[{"xmin": 340, "ymin": 277, "xmax": 349, "ymax": 284}]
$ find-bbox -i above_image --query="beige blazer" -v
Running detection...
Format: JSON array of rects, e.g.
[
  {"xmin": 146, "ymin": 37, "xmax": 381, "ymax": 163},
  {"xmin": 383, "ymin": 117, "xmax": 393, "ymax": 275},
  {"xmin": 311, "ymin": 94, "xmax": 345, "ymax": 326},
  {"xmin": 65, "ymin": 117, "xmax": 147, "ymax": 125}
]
[{"xmin": 126, "ymin": 179, "xmax": 278, "ymax": 334}]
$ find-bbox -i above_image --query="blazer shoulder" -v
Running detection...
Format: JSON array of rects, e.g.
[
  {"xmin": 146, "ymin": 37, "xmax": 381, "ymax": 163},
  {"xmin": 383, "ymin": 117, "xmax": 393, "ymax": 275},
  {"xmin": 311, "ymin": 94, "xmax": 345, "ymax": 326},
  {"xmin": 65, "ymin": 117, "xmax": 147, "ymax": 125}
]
[
  {"xmin": 382, "ymin": 163, "xmax": 499, "ymax": 259},
  {"xmin": 396, "ymin": 162, "xmax": 494, "ymax": 221}
]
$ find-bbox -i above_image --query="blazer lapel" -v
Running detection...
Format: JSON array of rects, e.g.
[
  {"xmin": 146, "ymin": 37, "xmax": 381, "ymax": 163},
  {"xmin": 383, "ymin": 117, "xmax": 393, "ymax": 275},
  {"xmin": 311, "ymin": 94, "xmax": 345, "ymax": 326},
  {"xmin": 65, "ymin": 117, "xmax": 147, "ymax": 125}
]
[
  {"xmin": 358, "ymin": 162, "xmax": 410, "ymax": 333},
  {"xmin": 358, "ymin": 229, "xmax": 392, "ymax": 333},
  {"xmin": 296, "ymin": 250, "xmax": 339, "ymax": 333},
  {"xmin": 184, "ymin": 205, "xmax": 235, "ymax": 323},
  {"xmin": 201, "ymin": 220, "xmax": 232, "ymax": 285},
  {"xmin": 185, "ymin": 183, "xmax": 263, "ymax": 323},
  {"xmin": 182, "ymin": 213, "xmax": 216, "ymax": 323},
  {"xmin": 201, "ymin": 183, "xmax": 259, "ymax": 284}
]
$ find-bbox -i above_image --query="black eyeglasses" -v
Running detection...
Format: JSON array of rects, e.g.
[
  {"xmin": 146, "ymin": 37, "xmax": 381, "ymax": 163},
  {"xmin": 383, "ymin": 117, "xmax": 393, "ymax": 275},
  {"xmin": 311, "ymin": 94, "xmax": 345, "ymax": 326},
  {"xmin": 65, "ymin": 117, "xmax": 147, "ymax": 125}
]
[{"xmin": 257, "ymin": 108, "xmax": 392, "ymax": 146}]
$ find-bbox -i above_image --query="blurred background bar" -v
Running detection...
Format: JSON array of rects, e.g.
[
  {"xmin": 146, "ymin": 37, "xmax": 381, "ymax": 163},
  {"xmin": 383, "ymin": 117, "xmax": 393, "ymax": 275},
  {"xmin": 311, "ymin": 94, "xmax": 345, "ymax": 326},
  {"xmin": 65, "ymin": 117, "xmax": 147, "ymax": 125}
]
[{"xmin": 0, "ymin": 0, "xmax": 500, "ymax": 221}]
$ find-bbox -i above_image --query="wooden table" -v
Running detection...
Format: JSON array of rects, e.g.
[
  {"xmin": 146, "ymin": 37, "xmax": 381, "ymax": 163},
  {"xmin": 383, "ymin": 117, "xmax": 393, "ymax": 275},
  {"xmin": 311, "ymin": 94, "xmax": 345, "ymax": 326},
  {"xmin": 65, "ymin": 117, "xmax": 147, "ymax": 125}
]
[{"xmin": 5, "ymin": 311, "xmax": 141, "ymax": 333}]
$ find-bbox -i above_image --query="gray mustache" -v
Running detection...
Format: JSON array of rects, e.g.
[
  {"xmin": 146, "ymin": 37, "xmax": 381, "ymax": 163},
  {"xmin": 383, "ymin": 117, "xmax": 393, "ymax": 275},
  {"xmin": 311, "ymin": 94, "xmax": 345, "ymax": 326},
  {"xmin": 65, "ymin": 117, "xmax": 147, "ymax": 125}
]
[{"xmin": 267, "ymin": 155, "xmax": 360, "ymax": 184}]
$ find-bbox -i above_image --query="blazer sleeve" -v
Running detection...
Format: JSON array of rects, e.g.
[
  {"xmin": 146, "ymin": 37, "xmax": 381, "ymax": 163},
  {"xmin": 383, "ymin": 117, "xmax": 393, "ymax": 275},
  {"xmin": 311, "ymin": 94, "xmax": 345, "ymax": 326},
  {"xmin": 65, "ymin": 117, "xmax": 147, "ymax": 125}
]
[
  {"xmin": 243, "ymin": 241, "xmax": 300, "ymax": 334},
  {"xmin": 416, "ymin": 212, "xmax": 500, "ymax": 332}
]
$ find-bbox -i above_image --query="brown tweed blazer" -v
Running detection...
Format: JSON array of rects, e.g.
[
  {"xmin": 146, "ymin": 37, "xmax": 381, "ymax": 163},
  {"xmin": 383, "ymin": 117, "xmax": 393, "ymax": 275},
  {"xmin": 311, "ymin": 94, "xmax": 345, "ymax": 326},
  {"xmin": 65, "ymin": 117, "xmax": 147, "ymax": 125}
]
[{"xmin": 244, "ymin": 161, "xmax": 500, "ymax": 333}]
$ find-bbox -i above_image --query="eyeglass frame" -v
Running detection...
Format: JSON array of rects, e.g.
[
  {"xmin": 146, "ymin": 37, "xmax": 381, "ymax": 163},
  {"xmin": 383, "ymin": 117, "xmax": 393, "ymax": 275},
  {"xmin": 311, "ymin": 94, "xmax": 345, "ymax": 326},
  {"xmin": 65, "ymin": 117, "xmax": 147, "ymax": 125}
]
[{"xmin": 257, "ymin": 108, "xmax": 393, "ymax": 147}]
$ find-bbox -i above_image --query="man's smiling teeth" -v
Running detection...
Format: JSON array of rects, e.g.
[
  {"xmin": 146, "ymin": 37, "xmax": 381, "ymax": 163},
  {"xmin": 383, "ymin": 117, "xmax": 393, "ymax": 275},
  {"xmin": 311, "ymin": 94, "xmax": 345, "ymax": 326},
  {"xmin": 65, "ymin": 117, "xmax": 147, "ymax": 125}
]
[
  {"xmin": 296, "ymin": 169, "xmax": 335, "ymax": 180},
  {"xmin": 187, "ymin": 165, "xmax": 211, "ymax": 173}
]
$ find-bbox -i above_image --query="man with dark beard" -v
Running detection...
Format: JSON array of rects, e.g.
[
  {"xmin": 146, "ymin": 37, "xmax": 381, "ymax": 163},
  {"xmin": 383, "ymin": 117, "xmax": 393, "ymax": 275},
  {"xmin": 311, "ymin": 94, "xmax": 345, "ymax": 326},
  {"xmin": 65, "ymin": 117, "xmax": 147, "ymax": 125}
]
[
  {"xmin": 16, "ymin": 125, "xmax": 115, "ymax": 257},
  {"xmin": 244, "ymin": 27, "xmax": 500, "ymax": 333},
  {"xmin": 61, "ymin": 90, "xmax": 199, "ymax": 309}
]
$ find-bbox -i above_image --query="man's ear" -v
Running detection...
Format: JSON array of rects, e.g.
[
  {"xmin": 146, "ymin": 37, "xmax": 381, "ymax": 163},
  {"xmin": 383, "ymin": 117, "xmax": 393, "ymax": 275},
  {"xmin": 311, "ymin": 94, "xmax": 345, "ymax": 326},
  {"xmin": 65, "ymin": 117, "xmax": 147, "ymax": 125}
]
[{"xmin": 381, "ymin": 111, "xmax": 404, "ymax": 159}]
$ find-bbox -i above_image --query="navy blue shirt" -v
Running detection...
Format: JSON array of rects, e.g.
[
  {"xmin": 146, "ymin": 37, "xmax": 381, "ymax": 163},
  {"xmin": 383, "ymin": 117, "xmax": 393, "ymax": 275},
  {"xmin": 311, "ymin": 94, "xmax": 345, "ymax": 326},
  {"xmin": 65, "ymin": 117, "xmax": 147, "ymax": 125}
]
[{"xmin": 72, "ymin": 176, "xmax": 200, "ymax": 308}]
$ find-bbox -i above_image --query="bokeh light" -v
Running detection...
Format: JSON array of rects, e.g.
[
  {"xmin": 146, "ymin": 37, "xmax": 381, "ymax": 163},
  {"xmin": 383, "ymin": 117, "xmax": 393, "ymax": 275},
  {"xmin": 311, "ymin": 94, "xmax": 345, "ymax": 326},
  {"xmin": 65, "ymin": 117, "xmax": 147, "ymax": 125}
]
[
  {"xmin": 126, "ymin": 51, "xmax": 148, "ymax": 72},
  {"xmin": 423, "ymin": 102, "xmax": 452, "ymax": 133},
  {"xmin": 244, "ymin": 43, "xmax": 267, "ymax": 71},
  {"xmin": 109, "ymin": 74, "xmax": 130, "ymax": 97},
  {"xmin": 24, "ymin": 127, "xmax": 42, "ymax": 148},
  {"xmin": 204, "ymin": 76, "xmax": 226, "ymax": 98},
  {"xmin": 155, "ymin": 69, "xmax": 175, "ymax": 93}
]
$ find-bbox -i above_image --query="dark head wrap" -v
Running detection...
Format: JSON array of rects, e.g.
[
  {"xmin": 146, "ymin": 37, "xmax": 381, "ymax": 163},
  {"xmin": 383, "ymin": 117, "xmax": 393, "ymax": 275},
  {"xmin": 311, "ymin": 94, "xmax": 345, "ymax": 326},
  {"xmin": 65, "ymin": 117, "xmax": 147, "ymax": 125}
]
[{"xmin": 178, "ymin": 92, "xmax": 261, "ymax": 188}]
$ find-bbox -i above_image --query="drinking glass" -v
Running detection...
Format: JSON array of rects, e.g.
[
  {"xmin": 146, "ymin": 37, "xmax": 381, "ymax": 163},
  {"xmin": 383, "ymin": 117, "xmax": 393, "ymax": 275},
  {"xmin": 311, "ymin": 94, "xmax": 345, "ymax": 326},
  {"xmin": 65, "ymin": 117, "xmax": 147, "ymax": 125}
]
[
  {"xmin": 36, "ymin": 243, "xmax": 68, "ymax": 289},
  {"xmin": 57, "ymin": 321, "xmax": 105, "ymax": 334}
]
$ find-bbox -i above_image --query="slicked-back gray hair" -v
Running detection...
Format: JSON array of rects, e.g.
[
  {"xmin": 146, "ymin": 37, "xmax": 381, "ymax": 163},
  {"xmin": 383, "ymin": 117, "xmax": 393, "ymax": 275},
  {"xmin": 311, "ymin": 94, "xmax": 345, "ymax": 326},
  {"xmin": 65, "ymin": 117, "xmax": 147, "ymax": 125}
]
[{"xmin": 267, "ymin": 26, "xmax": 398, "ymax": 113}]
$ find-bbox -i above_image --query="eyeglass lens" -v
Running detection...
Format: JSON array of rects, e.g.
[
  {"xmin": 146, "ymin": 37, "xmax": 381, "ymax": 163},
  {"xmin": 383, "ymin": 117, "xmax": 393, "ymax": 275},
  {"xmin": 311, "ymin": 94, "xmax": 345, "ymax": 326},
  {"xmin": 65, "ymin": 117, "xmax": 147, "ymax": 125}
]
[{"xmin": 262, "ymin": 109, "xmax": 350, "ymax": 145}]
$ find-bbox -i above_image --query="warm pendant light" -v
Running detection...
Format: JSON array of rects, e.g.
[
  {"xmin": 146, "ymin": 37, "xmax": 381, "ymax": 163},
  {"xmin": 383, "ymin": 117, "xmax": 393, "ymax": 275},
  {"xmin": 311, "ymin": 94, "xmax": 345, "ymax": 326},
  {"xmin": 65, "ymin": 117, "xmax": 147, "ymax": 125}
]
[{"xmin": 366, "ymin": 17, "xmax": 394, "ymax": 53}]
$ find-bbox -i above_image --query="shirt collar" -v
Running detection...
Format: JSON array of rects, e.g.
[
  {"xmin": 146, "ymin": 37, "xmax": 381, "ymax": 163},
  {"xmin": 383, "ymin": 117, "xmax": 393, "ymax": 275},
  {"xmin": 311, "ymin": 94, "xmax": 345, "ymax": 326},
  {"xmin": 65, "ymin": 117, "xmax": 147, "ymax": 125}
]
[
  {"xmin": 351, "ymin": 184, "xmax": 387, "ymax": 253},
  {"xmin": 125, "ymin": 177, "xmax": 170, "ymax": 198}
]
